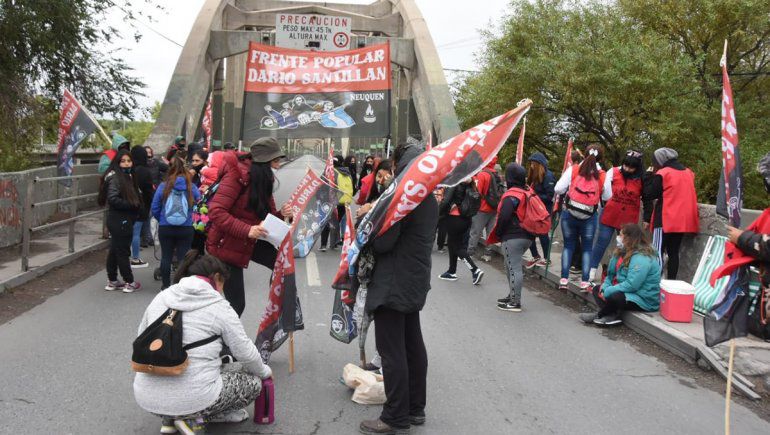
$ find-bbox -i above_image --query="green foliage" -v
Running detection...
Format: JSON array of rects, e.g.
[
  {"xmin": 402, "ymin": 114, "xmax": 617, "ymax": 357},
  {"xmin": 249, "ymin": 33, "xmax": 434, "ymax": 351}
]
[
  {"xmin": 0, "ymin": 0, "xmax": 161, "ymax": 172},
  {"xmin": 101, "ymin": 119, "xmax": 156, "ymax": 148},
  {"xmin": 455, "ymin": 0, "xmax": 770, "ymax": 209}
]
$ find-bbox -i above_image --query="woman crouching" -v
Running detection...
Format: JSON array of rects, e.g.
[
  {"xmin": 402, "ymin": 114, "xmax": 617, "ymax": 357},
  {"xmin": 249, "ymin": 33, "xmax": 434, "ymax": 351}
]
[
  {"xmin": 133, "ymin": 251, "xmax": 272, "ymax": 433},
  {"xmin": 580, "ymin": 223, "xmax": 661, "ymax": 326}
]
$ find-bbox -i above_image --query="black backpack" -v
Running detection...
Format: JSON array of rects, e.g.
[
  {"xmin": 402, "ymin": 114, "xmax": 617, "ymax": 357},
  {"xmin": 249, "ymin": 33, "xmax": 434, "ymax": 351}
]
[
  {"xmin": 482, "ymin": 169, "xmax": 505, "ymax": 209},
  {"xmin": 459, "ymin": 182, "xmax": 481, "ymax": 217},
  {"xmin": 131, "ymin": 309, "xmax": 220, "ymax": 376}
]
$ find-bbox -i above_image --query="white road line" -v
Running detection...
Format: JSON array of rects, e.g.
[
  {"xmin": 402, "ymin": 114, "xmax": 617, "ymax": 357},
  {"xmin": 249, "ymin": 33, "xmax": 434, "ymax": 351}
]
[{"xmin": 306, "ymin": 252, "xmax": 322, "ymax": 287}]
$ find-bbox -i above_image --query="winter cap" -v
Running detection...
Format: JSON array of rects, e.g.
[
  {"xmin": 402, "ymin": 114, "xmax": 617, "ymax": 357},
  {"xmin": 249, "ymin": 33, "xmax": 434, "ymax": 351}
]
[
  {"xmin": 250, "ymin": 137, "xmax": 286, "ymax": 163},
  {"xmin": 174, "ymin": 135, "xmax": 187, "ymax": 147},
  {"xmin": 653, "ymin": 147, "xmax": 678, "ymax": 166},
  {"xmin": 528, "ymin": 152, "xmax": 548, "ymax": 167},
  {"xmin": 505, "ymin": 162, "xmax": 527, "ymax": 189}
]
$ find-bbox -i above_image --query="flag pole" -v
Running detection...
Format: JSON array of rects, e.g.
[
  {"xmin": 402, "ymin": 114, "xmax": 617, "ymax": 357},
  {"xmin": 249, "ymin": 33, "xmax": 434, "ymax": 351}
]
[
  {"xmin": 725, "ymin": 338, "xmax": 736, "ymax": 434},
  {"xmin": 288, "ymin": 332, "xmax": 296, "ymax": 374}
]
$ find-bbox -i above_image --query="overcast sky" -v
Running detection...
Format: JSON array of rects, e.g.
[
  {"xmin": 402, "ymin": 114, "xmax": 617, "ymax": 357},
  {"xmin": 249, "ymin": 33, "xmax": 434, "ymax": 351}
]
[{"xmin": 115, "ymin": 0, "xmax": 511, "ymax": 119}]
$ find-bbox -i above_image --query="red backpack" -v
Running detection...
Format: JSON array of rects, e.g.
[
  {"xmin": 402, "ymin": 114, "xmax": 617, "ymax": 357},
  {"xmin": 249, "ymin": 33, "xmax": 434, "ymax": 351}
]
[
  {"xmin": 511, "ymin": 188, "xmax": 552, "ymax": 236},
  {"xmin": 565, "ymin": 167, "xmax": 605, "ymax": 220}
]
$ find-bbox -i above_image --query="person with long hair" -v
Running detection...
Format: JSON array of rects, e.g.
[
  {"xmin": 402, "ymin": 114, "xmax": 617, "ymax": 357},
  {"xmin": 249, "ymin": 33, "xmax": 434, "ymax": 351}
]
[
  {"xmin": 357, "ymin": 156, "xmax": 382, "ymax": 206},
  {"xmin": 643, "ymin": 147, "xmax": 699, "ymax": 279},
  {"xmin": 151, "ymin": 158, "xmax": 201, "ymax": 289},
  {"xmin": 589, "ymin": 150, "xmax": 645, "ymax": 281},
  {"xmin": 133, "ymin": 251, "xmax": 272, "ymax": 434},
  {"xmin": 345, "ymin": 155, "xmax": 358, "ymax": 194},
  {"xmin": 98, "ymin": 150, "xmax": 143, "ymax": 293},
  {"xmin": 524, "ymin": 152, "xmax": 556, "ymax": 269},
  {"xmin": 580, "ymin": 223, "xmax": 661, "ymax": 326},
  {"xmin": 554, "ymin": 144, "xmax": 610, "ymax": 291},
  {"xmin": 206, "ymin": 138, "xmax": 291, "ymax": 317},
  {"xmin": 438, "ymin": 179, "xmax": 484, "ymax": 285},
  {"xmin": 355, "ymin": 159, "xmax": 394, "ymax": 219},
  {"xmin": 190, "ymin": 149, "xmax": 208, "ymax": 188},
  {"xmin": 129, "ymin": 145, "xmax": 155, "ymax": 269},
  {"xmin": 358, "ymin": 155, "xmax": 375, "ymax": 190}
]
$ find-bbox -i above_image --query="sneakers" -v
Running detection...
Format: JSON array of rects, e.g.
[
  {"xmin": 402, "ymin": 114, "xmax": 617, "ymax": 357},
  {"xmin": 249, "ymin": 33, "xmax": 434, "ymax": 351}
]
[
  {"xmin": 472, "ymin": 268, "xmax": 485, "ymax": 285},
  {"xmin": 160, "ymin": 418, "xmax": 177, "ymax": 434},
  {"xmin": 437, "ymin": 248, "xmax": 446, "ymax": 254},
  {"xmin": 579, "ymin": 312, "xmax": 598, "ymax": 323},
  {"xmin": 438, "ymin": 272, "xmax": 458, "ymax": 281},
  {"xmin": 558, "ymin": 278, "xmax": 569, "ymax": 290},
  {"xmin": 123, "ymin": 281, "xmax": 142, "ymax": 293},
  {"xmin": 535, "ymin": 258, "xmax": 549, "ymax": 267},
  {"xmin": 497, "ymin": 295, "xmax": 512, "ymax": 304},
  {"xmin": 524, "ymin": 257, "xmax": 541, "ymax": 269},
  {"xmin": 130, "ymin": 258, "xmax": 149, "ymax": 268},
  {"xmin": 594, "ymin": 314, "xmax": 622, "ymax": 326},
  {"xmin": 319, "ymin": 246, "xmax": 327, "ymax": 252},
  {"xmin": 480, "ymin": 254, "xmax": 492, "ymax": 262},
  {"xmin": 579, "ymin": 281, "xmax": 592, "ymax": 292},
  {"xmin": 104, "ymin": 280, "xmax": 125, "ymax": 291},
  {"xmin": 208, "ymin": 408, "xmax": 249, "ymax": 423},
  {"xmin": 497, "ymin": 301, "xmax": 522, "ymax": 312},
  {"xmin": 174, "ymin": 418, "xmax": 205, "ymax": 435}
]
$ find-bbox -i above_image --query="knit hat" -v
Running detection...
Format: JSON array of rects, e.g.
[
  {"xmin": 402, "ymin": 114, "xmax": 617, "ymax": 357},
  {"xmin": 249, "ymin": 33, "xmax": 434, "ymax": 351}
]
[
  {"xmin": 250, "ymin": 137, "xmax": 286, "ymax": 163},
  {"xmin": 653, "ymin": 147, "xmax": 678, "ymax": 166},
  {"xmin": 174, "ymin": 135, "xmax": 186, "ymax": 147},
  {"xmin": 505, "ymin": 162, "xmax": 527, "ymax": 188}
]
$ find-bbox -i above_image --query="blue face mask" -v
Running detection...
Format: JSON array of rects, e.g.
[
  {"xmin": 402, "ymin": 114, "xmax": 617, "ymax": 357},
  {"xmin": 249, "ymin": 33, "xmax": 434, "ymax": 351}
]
[{"xmin": 121, "ymin": 167, "xmax": 132, "ymax": 174}]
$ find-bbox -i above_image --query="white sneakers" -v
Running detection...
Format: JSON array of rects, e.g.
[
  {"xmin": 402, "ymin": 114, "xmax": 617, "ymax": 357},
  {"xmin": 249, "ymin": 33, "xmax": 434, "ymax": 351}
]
[{"xmin": 208, "ymin": 408, "xmax": 249, "ymax": 423}]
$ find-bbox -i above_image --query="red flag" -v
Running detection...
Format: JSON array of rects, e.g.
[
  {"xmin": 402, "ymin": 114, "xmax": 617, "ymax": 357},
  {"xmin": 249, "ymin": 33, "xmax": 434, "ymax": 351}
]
[
  {"xmin": 717, "ymin": 41, "xmax": 743, "ymax": 227},
  {"xmin": 201, "ymin": 97, "xmax": 212, "ymax": 150},
  {"xmin": 562, "ymin": 137, "xmax": 574, "ymax": 174},
  {"xmin": 324, "ymin": 143, "xmax": 336, "ymax": 187},
  {"xmin": 515, "ymin": 117, "xmax": 526, "ymax": 164},
  {"xmin": 332, "ymin": 206, "xmax": 357, "ymax": 298}
]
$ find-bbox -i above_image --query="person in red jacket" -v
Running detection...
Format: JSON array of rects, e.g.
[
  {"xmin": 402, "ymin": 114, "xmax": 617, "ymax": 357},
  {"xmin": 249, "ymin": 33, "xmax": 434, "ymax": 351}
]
[
  {"xmin": 642, "ymin": 147, "xmax": 699, "ymax": 280},
  {"xmin": 206, "ymin": 137, "xmax": 292, "ymax": 316},
  {"xmin": 468, "ymin": 157, "xmax": 500, "ymax": 261}
]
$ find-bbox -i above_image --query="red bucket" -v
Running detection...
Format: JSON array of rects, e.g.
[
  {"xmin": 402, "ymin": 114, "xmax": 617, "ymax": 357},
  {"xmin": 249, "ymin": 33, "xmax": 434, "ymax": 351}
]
[{"xmin": 660, "ymin": 280, "xmax": 695, "ymax": 323}]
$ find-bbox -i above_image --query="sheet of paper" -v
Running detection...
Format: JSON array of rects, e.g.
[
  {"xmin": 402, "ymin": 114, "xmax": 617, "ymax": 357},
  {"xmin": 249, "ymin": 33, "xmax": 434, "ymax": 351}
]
[{"xmin": 259, "ymin": 213, "xmax": 291, "ymax": 249}]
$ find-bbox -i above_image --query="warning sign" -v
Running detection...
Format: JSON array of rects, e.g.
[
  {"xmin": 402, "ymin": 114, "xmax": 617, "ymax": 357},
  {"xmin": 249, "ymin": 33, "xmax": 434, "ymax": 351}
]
[{"xmin": 275, "ymin": 13, "xmax": 351, "ymax": 52}]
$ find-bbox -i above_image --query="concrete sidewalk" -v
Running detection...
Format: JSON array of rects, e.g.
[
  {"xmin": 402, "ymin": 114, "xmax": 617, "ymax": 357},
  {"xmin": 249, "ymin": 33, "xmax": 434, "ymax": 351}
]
[{"xmin": 0, "ymin": 211, "xmax": 106, "ymax": 292}]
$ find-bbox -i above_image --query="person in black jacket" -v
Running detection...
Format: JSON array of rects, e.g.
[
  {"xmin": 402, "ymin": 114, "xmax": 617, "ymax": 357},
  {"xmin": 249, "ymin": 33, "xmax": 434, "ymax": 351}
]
[
  {"xmin": 359, "ymin": 143, "xmax": 437, "ymax": 435},
  {"xmin": 438, "ymin": 180, "xmax": 484, "ymax": 284},
  {"xmin": 98, "ymin": 150, "xmax": 143, "ymax": 293},
  {"xmin": 130, "ymin": 146, "xmax": 155, "ymax": 268}
]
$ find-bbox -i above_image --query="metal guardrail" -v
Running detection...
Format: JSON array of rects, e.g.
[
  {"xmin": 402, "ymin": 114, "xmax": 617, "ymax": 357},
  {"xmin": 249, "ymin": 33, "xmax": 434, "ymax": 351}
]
[{"xmin": 20, "ymin": 174, "xmax": 104, "ymax": 271}]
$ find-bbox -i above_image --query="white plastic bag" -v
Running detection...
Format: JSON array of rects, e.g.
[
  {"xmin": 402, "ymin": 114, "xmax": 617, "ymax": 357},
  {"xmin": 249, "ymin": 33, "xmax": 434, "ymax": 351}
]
[{"xmin": 342, "ymin": 363, "xmax": 386, "ymax": 405}]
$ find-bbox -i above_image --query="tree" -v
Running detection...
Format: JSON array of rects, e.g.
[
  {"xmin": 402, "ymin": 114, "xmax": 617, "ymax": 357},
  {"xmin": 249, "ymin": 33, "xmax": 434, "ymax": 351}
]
[
  {"xmin": 0, "ymin": 0, "xmax": 159, "ymax": 172},
  {"xmin": 455, "ymin": 0, "xmax": 770, "ymax": 208}
]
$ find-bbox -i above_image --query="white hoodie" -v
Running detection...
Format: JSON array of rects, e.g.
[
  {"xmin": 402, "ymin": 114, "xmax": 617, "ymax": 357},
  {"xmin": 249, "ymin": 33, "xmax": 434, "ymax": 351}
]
[{"xmin": 133, "ymin": 276, "xmax": 271, "ymax": 416}]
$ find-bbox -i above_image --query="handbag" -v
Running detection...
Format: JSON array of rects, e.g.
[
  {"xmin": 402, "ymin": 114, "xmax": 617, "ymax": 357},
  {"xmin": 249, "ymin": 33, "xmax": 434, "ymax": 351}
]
[
  {"xmin": 329, "ymin": 290, "xmax": 357, "ymax": 344},
  {"xmin": 131, "ymin": 309, "xmax": 220, "ymax": 376}
]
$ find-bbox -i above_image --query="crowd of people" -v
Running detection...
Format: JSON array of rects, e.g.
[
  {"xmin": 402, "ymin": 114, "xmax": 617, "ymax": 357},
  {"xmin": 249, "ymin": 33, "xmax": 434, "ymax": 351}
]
[{"xmin": 95, "ymin": 132, "xmax": 770, "ymax": 434}]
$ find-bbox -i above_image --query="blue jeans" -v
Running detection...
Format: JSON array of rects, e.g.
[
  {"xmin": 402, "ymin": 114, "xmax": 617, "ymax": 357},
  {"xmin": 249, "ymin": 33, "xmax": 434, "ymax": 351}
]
[
  {"xmin": 529, "ymin": 234, "xmax": 551, "ymax": 259},
  {"xmin": 159, "ymin": 226, "xmax": 194, "ymax": 288},
  {"xmin": 131, "ymin": 221, "xmax": 143, "ymax": 259},
  {"xmin": 560, "ymin": 211, "xmax": 597, "ymax": 281},
  {"xmin": 590, "ymin": 222, "xmax": 616, "ymax": 269}
]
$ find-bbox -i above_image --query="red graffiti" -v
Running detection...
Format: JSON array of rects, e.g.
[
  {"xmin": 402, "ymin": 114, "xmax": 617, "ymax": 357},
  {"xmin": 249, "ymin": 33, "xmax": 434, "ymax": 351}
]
[{"xmin": 0, "ymin": 180, "xmax": 21, "ymax": 227}]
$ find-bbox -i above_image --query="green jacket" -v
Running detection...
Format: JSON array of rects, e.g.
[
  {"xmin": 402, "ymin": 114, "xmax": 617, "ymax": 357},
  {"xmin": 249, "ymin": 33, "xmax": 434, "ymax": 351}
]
[
  {"xmin": 98, "ymin": 134, "xmax": 130, "ymax": 174},
  {"xmin": 602, "ymin": 252, "xmax": 662, "ymax": 311}
]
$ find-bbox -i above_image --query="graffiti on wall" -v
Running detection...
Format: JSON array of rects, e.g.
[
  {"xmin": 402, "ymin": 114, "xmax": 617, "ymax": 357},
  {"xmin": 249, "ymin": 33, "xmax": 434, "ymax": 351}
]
[{"xmin": 0, "ymin": 180, "xmax": 21, "ymax": 228}]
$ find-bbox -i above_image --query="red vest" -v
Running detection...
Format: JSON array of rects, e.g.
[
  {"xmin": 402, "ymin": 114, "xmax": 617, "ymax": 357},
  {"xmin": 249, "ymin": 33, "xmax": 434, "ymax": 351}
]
[
  {"xmin": 657, "ymin": 167, "xmax": 699, "ymax": 233},
  {"xmin": 600, "ymin": 167, "xmax": 642, "ymax": 229},
  {"xmin": 487, "ymin": 188, "xmax": 528, "ymax": 244}
]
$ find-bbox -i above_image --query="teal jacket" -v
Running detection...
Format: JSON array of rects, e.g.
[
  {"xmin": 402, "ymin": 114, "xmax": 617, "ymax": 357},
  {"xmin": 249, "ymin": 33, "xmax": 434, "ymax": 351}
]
[
  {"xmin": 602, "ymin": 252, "xmax": 662, "ymax": 311},
  {"xmin": 98, "ymin": 134, "xmax": 130, "ymax": 174}
]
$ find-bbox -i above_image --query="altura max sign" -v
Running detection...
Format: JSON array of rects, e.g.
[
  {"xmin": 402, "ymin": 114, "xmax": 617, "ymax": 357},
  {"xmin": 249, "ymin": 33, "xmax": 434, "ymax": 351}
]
[{"xmin": 275, "ymin": 13, "xmax": 351, "ymax": 52}]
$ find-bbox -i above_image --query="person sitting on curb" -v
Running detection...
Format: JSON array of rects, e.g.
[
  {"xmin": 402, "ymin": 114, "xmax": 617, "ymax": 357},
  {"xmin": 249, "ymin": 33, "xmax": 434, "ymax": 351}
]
[
  {"xmin": 580, "ymin": 223, "xmax": 661, "ymax": 326},
  {"xmin": 133, "ymin": 251, "xmax": 272, "ymax": 434}
]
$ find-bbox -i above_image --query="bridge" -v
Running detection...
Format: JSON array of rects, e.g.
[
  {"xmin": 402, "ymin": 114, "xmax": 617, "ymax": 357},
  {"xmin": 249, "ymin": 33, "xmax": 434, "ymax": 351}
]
[{"xmin": 145, "ymin": 0, "xmax": 461, "ymax": 157}]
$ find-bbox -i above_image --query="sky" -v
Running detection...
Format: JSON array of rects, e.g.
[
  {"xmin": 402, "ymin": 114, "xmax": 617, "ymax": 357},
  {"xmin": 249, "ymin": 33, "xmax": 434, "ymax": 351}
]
[{"xmin": 113, "ymin": 0, "xmax": 511, "ymax": 119}]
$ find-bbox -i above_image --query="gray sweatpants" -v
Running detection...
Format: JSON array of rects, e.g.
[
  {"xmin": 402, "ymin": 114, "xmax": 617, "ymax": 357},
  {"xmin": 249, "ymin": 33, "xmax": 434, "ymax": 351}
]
[
  {"xmin": 468, "ymin": 211, "xmax": 496, "ymax": 256},
  {"xmin": 503, "ymin": 238, "xmax": 533, "ymax": 305}
]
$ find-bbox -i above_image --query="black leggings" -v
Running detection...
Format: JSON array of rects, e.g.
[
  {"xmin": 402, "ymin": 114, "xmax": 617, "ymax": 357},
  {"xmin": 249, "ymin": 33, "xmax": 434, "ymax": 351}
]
[
  {"xmin": 321, "ymin": 205, "xmax": 346, "ymax": 248},
  {"xmin": 592, "ymin": 285, "xmax": 641, "ymax": 318},
  {"xmin": 662, "ymin": 232, "xmax": 684, "ymax": 280},
  {"xmin": 436, "ymin": 217, "xmax": 448, "ymax": 250},
  {"xmin": 106, "ymin": 215, "xmax": 134, "ymax": 283},
  {"xmin": 445, "ymin": 215, "xmax": 477, "ymax": 274}
]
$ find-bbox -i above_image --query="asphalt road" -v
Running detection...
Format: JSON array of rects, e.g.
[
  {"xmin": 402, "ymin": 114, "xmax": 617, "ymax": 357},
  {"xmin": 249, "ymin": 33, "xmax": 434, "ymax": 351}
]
[{"xmin": 1, "ymin": 155, "xmax": 768, "ymax": 434}]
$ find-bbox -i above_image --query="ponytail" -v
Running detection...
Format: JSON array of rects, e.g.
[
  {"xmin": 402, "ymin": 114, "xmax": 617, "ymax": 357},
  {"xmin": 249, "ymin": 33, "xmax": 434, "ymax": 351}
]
[
  {"xmin": 578, "ymin": 144, "xmax": 603, "ymax": 180},
  {"xmin": 173, "ymin": 250, "xmax": 231, "ymax": 284}
]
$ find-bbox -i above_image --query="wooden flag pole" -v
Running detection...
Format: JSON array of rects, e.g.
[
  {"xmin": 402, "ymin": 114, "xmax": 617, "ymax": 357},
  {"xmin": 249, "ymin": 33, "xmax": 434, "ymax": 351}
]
[
  {"xmin": 288, "ymin": 332, "xmax": 296, "ymax": 374},
  {"xmin": 725, "ymin": 338, "xmax": 736, "ymax": 435}
]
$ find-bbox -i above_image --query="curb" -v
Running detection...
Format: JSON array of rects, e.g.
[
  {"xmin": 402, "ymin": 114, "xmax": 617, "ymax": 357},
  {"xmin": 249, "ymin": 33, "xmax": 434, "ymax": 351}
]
[{"xmin": 0, "ymin": 240, "xmax": 109, "ymax": 294}]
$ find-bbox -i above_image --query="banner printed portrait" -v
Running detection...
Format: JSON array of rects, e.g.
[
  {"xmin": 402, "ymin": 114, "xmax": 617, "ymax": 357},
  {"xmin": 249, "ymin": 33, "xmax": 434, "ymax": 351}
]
[
  {"xmin": 56, "ymin": 89, "xmax": 100, "ymax": 184},
  {"xmin": 242, "ymin": 42, "xmax": 391, "ymax": 140}
]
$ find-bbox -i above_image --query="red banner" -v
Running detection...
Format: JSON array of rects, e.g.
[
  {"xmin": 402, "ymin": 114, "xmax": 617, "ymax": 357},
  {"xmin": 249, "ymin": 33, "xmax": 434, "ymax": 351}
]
[
  {"xmin": 324, "ymin": 142, "xmax": 336, "ymax": 186},
  {"xmin": 562, "ymin": 137, "xmax": 574, "ymax": 174},
  {"xmin": 245, "ymin": 42, "xmax": 391, "ymax": 94},
  {"xmin": 515, "ymin": 117, "xmax": 526, "ymax": 164},
  {"xmin": 56, "ymin": 89, "xmax": 99, "ymax": 182},
  {"xmin": 332, "ymin": 206, "xmax": 356, "ymax": 294},
  {"xmin": 716, "ymin": 46, "xmax": 743, "ymax": 227}
]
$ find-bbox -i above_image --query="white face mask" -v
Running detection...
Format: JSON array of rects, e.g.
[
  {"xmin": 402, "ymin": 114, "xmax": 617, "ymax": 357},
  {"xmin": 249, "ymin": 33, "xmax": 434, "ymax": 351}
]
[{"xmin": 616, "ymin": 235, "xmax": 624, "ymax": 248}]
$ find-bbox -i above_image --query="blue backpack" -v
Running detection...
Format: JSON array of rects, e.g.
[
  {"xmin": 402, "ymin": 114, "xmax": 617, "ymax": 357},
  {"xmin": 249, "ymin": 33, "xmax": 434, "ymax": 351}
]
[{"xmin": 164, "ymin": 189, "xmax": 189, "ymax": 226}]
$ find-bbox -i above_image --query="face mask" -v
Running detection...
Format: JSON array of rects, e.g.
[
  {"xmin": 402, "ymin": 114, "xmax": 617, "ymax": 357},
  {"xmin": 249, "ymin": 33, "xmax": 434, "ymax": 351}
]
[
  {"xmin": 121, "ymin": 167, "xmax": 132, "ymax": 174},
  {"xmin": 616, "ymin": 235, "xmax": 624, "ymax": 248}
]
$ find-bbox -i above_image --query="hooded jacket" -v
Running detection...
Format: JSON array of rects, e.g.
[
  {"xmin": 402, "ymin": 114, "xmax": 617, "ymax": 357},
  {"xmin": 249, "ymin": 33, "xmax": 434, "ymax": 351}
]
[
  {"xmin": 474, "ymin": 157, "xmax": 500, "ymax": 213},
  {"xmin": 130, "ymin": 146, "xmax": 155, "ymax": 221},
  {"xmin": 133, "ymin": 276, "xmax": 271, "ymax": 416},
  {"xmin": 494, "ymin": 163, "xmax": 533, "ymax": 241},
  {"xmin": 528, "ymin": 152, "xmax": 556, "ymax": 212},
  {"xmin": 206, "ymin": 152, "xmax": 283, "ymax": 268},
  {"xmin": 151, "ymin": 176, "xmax": 201, "ymax": 227},
  {"xmin": 366, "ymin": 145, "xmax": 439, "ymax": 314},
  {"xmin": 98, "ymin": 134, "xmax": 130, "ymax": 174}
]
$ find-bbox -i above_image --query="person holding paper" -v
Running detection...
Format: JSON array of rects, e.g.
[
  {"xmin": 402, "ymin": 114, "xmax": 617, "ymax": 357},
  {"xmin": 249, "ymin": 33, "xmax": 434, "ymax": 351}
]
[{"xmin": 206, "ymin": 138, "xmax": 293, "ymax": 317}]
